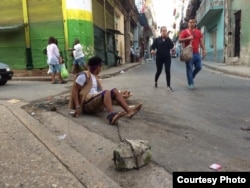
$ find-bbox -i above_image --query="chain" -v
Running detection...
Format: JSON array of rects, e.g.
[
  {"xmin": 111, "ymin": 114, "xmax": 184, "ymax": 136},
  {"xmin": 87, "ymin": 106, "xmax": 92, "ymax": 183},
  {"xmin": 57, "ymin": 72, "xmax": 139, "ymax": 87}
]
[{"xmin": 116, "ymin": 123, "xmax": 123, "ymax": 142}]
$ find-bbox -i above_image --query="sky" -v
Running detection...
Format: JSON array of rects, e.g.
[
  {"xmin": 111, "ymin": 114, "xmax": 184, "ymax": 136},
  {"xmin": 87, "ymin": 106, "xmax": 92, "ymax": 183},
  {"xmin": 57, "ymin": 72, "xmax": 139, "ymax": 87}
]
[{"xmin": 152, "ymin": 0, "xmax": 175, "ymax": 29}]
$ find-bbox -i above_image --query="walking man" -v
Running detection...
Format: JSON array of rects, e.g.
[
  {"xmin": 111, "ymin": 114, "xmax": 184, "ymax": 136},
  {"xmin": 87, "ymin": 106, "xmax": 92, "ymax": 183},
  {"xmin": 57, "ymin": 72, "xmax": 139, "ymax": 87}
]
[{"xmin": 179, "ymin": 17, "xmax": 206, "ymax": 90}]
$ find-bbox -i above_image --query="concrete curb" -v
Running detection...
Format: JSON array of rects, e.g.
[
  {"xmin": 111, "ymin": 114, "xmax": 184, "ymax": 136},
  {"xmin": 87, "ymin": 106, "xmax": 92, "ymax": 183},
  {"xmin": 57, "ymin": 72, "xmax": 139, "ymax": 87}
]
[
  {"xmin": 99, "ymin": 63, "xmax": 141, "ymax": 79},
  {"xmin": 8, "ymin": 103, "xmax": 121, "ymax": 188},
  {"xmin": 203, "ymin": 63, "xmax": 250, "ymax": 79},
  {"xmin": 12, "ymin": 63, "xmax": 141, "ymax": 82},
  {"xmin": 3, "ymin": 100, "xmax": 172, "ymax": 187}
]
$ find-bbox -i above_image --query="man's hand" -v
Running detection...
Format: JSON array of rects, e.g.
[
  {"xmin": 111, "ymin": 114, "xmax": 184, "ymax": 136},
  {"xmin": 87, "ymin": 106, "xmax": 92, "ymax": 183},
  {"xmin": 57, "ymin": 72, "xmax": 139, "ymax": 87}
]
[
  {"xmin": 202, "ymin": 49, "xmax": 206, "ymax": 59},
  {"xmin": 187, "ymin": 36, "xmax": 194, "ymax": 40}
]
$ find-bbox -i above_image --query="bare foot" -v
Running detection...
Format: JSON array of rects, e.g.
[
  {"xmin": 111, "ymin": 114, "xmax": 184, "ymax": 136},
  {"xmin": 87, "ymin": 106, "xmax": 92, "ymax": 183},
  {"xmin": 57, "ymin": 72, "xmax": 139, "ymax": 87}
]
[{"xmin": 127, "ymin": 104, "xmax": 142, "ymax": 119}]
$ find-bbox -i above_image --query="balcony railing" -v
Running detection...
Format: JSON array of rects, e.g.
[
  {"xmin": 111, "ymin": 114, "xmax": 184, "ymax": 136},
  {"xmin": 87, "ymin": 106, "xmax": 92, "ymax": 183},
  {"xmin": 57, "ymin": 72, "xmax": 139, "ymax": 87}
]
[{"xmin": 196, "ymin": 0, "xmax": 224, "ymax": 24}]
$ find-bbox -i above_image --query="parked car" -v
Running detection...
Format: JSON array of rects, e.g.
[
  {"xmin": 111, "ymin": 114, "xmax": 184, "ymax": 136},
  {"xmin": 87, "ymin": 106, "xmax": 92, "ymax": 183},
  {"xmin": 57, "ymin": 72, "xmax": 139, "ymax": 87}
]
[{"xmin": 0, "ymin": 62, "xmax": 14, "ymax": 85}]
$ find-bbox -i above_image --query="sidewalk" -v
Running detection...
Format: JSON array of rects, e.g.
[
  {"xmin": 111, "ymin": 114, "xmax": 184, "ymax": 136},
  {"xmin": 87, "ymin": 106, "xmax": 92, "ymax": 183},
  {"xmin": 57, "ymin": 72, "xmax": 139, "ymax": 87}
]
[
  {"xmin": 202, "ymin": 61, "xmax": 250, "ymax": 78},
  {"xmin": 0, "ymin": 100, "xmax": 121, "ymax": 188}
]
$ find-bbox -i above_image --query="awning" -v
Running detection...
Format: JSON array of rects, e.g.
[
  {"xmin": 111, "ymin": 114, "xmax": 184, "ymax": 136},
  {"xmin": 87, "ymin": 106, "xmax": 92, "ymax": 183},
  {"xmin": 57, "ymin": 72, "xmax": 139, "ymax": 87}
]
[
  {"xmin": 106, "ymin": 28, "xmax": 124, "ymax": 35},
  {"xmin": 0, "ymin": 24, "xmax": 24, "ymax": 32}
]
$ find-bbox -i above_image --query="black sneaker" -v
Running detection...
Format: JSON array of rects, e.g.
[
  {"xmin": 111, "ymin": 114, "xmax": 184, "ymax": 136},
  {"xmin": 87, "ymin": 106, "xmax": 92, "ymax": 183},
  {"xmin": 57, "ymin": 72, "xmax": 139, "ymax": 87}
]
[
  {"xmin": 155, "ymin": 82, "xmax": 157, "ymax": 88},
  {"xmin": 167, "ymin": 86, "xmax": 174, "ymax": 92}
]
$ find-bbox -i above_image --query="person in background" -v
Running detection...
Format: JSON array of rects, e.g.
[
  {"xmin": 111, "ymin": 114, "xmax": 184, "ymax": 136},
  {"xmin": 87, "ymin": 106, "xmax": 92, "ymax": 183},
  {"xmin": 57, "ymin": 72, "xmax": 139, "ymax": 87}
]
[
  {"xmin": 69, "ymin": 56, "xmax": 142, "ymax": 125},
  {"xmin": 115, "ymin": 50, "xmax": 122, "ymax": 66},
  {"xmin": 135, "ymin": 47, "xmax": 140, "ymax": 62},
  {"xmin": 150, "ymin": 26, "xmax": 174, "ymax": 91},
  {"xmin": 55, "ymin": 38, "xmax": 67, "ymax": 83},
  {"xmin": 46, "ymin": 36, "xmax": 66, "ymax": 84},
  {"xmin": 71, "ymin": 39, "xmax": 88, "ymax": 74},
  {"xmin": 179, "ymin": 17, "xmax": 206, "ymax": 90},
  {"xmin": 130, "ymin": 46, "xmax": 135, "ymax": 63}
]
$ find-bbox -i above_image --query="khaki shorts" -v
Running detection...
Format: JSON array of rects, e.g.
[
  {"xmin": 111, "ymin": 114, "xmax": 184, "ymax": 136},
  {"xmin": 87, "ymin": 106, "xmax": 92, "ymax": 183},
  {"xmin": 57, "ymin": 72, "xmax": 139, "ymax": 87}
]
[{"xmin": 83, "ymin": 92, "xmax": 105, "ymax": 113}]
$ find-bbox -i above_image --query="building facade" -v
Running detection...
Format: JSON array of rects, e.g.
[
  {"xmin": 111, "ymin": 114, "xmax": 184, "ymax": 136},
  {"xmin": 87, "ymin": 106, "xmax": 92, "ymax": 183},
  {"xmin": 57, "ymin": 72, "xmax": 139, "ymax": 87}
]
[
  {"xmin": 0, "ymin": 0, "xmax": 153, "ymax": 72},
  {"xmin": 224, "ymin": 0, "xmax": 250, "ymax": 65},
  {"xmin": 196, "ymin": 0, "xmax": 224, "ymax": 63},
  {"xmin": 176, "ymin": 0, "xmax": 250, "ymax": 66}
]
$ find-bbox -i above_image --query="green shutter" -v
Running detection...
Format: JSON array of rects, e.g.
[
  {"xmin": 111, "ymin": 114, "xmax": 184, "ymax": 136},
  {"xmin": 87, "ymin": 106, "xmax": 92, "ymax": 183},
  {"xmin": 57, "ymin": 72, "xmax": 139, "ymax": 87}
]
[
  {"xmin": 0, "ymin": 0, "xmax": 26, "ymax": 69},
  {"xmin": 28, "ymin": 0, "xmax": 64, "ymax": 68}
]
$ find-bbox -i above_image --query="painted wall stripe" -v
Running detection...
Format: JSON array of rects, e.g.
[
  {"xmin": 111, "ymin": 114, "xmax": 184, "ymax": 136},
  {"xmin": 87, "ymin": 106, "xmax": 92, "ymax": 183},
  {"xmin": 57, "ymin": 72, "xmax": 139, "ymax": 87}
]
[
  {"xmin": 22, "ymin": 0, "xmax": 30, "ymax": 48},
  {"xmin": 62, "ymin": 0, "xmax": 69, "ymax": 49},
  {"xmin": 66, "ymin": 0, "xmax": 92, "ymax": 12},
  {"xmin": 66, "ymin": 10, "xmax": 92, "ymax": 21}
]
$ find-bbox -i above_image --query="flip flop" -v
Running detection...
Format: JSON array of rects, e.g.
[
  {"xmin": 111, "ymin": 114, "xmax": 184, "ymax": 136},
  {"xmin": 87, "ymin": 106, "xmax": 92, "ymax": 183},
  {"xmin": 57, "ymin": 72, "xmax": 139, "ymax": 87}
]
[
  {"xmin": 59, "ymin": 80, "xmax": 67, "ymax": 84},
  {"xmin": 72, "ymin": 111, "xmax": 79, "ymax": 118},
  {"xmin": 127, "ymin": 104, "xmax": 142, "ymax": 119},
  {"xmin": 107, "ymin": 111, "xmax": 127, "ymax": 125}
]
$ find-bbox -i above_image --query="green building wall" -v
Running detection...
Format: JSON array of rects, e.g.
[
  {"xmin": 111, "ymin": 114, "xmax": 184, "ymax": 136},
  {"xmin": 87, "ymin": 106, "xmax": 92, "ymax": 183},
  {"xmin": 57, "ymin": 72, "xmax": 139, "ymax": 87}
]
[
  {"xmin": 0, "ymin": 0, "xmax": 95, "ymax": 71},
  {"xmin": 66, "ymin": 20, "xmax": 94, "ymax": 71}
]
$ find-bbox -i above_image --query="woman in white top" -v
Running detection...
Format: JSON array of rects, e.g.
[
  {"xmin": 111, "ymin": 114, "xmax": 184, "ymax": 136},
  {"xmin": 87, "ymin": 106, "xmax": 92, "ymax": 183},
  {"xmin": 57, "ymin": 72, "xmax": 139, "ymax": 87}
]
[
  {"xmin": 46, "ymin": 36, "xmax": 65, "ymax": 84},
  {"xmin": 71, "ymin": 39, "xmax": 88, "ymax": 74}
]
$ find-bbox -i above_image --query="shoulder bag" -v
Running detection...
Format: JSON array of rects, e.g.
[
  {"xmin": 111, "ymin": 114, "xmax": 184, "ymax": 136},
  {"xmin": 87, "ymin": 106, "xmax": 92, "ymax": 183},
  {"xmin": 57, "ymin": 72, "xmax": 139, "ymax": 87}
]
[{"xmin": 180, "ymin": 29, "xmax": 193, "ymax": 62}]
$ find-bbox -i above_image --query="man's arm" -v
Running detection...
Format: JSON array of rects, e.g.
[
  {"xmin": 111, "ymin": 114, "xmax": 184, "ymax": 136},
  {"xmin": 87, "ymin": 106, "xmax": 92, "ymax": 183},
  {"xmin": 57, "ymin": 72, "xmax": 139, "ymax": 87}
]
[
  {"xmin": 72, "ymin": 73, "xmax": 87, "ymax": 117},
  {"xmin": 200, "ymin": 37, "xmax": 206, "ymax": 58},
  {"xmin": 72, "ymin": 84, "xmax": 81, "ymax": 106},
  {"xmin": 179, "ymin": 30, "xmax": 193, "ymax": 43},
  {"xmin": 72, "ymin": 83, "xmax": 82, "ymax": 117}
]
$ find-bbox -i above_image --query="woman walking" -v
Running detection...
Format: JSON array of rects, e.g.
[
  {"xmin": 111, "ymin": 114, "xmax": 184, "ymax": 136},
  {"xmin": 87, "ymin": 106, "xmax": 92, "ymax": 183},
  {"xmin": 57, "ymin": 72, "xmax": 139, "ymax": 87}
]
[{"xmin": 150, "ymin": 26, "xmax": 174, "ymax": 91}]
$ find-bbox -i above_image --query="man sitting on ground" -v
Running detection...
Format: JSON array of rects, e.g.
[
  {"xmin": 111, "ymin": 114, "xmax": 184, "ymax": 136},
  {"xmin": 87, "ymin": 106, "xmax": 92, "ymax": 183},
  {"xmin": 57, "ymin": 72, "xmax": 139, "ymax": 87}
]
[{"xmin": 69, "ymin": 56, "xmax": 142, "ymax": 125}]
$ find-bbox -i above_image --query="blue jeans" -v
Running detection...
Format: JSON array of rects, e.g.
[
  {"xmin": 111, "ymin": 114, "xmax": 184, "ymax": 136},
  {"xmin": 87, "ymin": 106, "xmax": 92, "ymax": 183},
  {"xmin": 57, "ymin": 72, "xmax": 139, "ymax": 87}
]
[
  {"xmin": 49, "ymin": 64, "xmax": 60, "ymax": 74},
  {"xmin": 185, "ymin": 53, "xmax": 202, "ymax": 85},
  {"xmin": 73, "ymin": 57, "xmax": 85, "ymax": 67}
]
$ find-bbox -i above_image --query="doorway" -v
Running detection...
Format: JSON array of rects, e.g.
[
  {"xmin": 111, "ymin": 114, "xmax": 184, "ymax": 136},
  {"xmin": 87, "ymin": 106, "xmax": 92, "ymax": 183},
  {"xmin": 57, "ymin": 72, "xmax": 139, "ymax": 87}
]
[{"xmin": 234, "ymin": 10, "xmax": 241, "ymax": 57}]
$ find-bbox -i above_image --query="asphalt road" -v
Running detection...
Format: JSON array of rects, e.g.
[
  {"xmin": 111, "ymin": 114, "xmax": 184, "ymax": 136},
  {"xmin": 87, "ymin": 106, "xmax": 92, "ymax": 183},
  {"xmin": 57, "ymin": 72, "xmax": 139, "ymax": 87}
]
[
  {"xmin": 1, "ymin": 60, "xmax": 250, "ymax": 187},
  {"xmin": 58, "ymin": 59, "xmax": 250, "ymax": 172}
]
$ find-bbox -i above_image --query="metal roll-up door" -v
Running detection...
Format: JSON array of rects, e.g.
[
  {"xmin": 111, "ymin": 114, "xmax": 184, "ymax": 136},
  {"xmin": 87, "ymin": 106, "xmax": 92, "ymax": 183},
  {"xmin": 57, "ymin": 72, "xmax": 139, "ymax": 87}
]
[
  {"xmin": 0, "ymin": 0, "xmax": 26, "ymax": 69},
  {"xmin": 93, "ymin": 0, "xmax": 105, "ymax": 61},
  {"xmin": 28, "ymin": 0, "xmax": 64, "ymax": 68},
  {"xmin": 93, "ymin": 0, "xmax": 116, "ymax": 66}
]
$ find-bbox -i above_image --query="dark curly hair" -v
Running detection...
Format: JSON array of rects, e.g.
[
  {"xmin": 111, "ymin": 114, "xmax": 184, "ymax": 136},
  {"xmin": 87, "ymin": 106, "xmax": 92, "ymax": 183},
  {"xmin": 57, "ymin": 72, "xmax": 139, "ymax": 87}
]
[
  {"xmin": 48, "ymin": 36, "xmax": 56, "ymax": 44},
  {"xmin": 88, "ymin": 56, "xmax": 102, "ymax": 72}
]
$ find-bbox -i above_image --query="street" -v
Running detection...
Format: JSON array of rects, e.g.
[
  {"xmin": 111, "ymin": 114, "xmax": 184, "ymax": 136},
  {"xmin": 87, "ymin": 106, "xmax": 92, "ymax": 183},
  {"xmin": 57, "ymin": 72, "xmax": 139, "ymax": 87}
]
[
  {"xmin": 0, "ymin": 80, "xmax": 72, "ymax": 102},
  {"xmin": 1, "ymin": 59, "xmax": 250, "ymax": 187},
  {"xmin": 100, "ymin": 59, "xmax": 250, "ymax": 172},
  {"xmin": 58, "ymin": 59, "xmax": 250, "ymax": 172}
]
